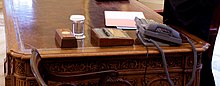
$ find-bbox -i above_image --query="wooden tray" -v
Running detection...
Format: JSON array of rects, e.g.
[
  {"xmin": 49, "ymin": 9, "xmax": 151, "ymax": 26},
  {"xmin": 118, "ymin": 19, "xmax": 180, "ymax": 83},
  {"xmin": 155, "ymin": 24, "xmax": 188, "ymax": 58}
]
[{"xmin": 91, "ymin": 28, "xmax": 134, "ymax": 47}]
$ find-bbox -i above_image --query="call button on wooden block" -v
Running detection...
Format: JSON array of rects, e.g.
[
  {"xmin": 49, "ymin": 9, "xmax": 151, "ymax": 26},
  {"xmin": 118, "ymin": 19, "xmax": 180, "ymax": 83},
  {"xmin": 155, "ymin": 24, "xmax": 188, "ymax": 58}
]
[{"xmin": 55, "ymin": 29, "xmax": 77, "ymax": 48}]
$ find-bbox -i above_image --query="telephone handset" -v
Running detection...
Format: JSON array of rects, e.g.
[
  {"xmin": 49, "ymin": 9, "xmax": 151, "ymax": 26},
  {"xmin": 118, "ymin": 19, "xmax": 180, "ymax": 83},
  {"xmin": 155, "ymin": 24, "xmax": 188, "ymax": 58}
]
[{"xmin": 135, "ymin": 17, "xmax": 182, "ymax": 45}]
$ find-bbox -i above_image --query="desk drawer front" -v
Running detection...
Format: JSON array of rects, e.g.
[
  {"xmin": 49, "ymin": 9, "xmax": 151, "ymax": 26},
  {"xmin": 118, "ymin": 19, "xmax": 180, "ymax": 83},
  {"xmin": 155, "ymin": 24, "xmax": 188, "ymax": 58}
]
[{"xmin": 7, "ymin": 53, "xmax": 201, "ymax": 86}]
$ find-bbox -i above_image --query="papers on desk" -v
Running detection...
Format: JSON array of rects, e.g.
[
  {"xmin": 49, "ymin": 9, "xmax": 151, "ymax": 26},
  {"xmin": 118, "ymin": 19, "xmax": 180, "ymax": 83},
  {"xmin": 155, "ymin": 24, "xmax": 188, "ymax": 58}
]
[{"xmin": 104, "ymin": 11, "xmax": 146, "ymax": 30}]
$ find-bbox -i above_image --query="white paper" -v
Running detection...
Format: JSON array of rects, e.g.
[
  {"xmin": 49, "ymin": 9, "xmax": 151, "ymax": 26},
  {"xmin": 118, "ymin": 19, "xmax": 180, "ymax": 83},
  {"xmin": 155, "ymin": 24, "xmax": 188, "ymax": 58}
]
[{"xmin": 104, "ymin": 11, "xmax": 146, "ymax": 28}]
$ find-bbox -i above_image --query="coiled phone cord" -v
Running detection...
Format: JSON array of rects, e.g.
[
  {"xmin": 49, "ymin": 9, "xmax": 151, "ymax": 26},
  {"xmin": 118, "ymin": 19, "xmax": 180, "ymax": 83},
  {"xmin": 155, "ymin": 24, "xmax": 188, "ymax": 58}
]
[
  {"xmin": 137, "ymin": 32, "xmax": 174, "ymax": 86},
  {"xmin": 182, "ymin": 34, "xmax": 198, "ymax": 86},
  {"xmin": 143, "ymin": 43, "xmax": 149, "ymax": 86},
  {"xmin": 137, "ymin": 31, "xmax": 197, "ymax": 86}
]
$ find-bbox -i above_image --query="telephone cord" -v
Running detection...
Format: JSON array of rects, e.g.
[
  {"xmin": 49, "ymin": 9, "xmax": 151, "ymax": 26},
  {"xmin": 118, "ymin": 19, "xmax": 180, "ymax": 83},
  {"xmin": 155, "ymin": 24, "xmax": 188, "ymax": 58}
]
[
  {"xmin": 148, "ymin": 39, "xmax": 175, "ymax": 86},
  {"xmin": 143, "ymin": 45, "xmax": 149, "ymax": 86},
  {"xmin": 181, "ymin": 34, "xmax": 198, "ymax": 86},
  {"xmin": 137, "ymin": 33, "xmax": 174, "ymax": 86},
  {"xmin": 137, "ymin": 31, "xmax": 198, "ymax": 86}
]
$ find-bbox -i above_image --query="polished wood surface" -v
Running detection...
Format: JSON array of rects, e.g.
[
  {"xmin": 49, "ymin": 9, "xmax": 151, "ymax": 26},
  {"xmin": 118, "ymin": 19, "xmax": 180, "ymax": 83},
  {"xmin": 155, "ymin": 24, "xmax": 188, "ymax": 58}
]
[
  {"xmin": 3, "ymin": 0, "xmax": 207, "ymax": 58},
  {"xmin": 3, "ymin": 0, "xmax": 209, "ymax": 85},
  {"xmin": 4, "ymin": 0, "xmax": 162, "ymax": 49}
]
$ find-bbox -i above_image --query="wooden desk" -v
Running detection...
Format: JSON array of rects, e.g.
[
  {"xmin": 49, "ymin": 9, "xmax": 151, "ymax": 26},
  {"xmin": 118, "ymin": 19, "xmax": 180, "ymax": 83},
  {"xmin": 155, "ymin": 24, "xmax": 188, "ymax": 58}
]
[{"xmin": 3, "ymin": 0, "xmax": 209, "ymax": 85}]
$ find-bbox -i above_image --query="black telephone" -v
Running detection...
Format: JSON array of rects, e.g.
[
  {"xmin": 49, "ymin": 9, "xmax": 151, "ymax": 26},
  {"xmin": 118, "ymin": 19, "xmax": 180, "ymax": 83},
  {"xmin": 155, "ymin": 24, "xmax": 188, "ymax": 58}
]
[{"xmin": 134, "ymin": 17, "xmax": 182, "ymax": 45}]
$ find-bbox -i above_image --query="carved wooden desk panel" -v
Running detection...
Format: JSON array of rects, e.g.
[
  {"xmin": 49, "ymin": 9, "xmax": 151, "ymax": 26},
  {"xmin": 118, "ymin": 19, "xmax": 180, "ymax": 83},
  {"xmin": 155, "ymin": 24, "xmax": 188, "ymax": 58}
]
[{"xmin": 3, "ymin": 0, "xmax": 208, "ymax": 86}]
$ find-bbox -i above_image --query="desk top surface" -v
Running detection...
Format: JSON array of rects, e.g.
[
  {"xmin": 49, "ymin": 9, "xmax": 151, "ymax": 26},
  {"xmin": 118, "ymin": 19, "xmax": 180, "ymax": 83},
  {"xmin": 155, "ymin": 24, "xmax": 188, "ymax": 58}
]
[{"xmin": 3, "ymin": 0, "xmax": 208, "ymax": 58}]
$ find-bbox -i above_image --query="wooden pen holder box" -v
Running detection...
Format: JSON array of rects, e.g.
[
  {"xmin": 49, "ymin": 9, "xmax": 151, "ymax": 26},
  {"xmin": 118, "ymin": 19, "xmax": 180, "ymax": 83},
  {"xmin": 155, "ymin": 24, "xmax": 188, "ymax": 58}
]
[{"xmin": 91, "ymin": 28, "xmax": 134, "ymax": 47}]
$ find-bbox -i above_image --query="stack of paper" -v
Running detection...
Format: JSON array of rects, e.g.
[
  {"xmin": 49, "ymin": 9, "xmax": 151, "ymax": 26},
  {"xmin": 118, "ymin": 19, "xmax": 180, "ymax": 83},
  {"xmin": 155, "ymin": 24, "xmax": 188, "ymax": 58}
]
[{"xmin": 104, "ymin": 11, "xmax": 146, "ymax": 29}]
